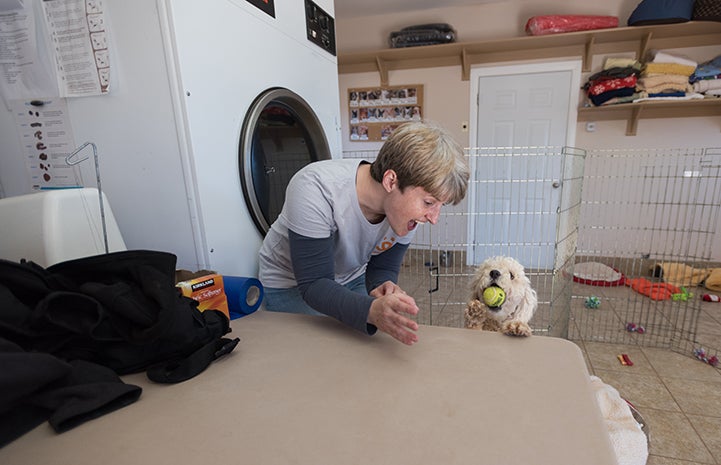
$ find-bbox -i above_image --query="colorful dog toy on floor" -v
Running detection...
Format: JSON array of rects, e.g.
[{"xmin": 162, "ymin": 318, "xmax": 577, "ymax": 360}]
[
  {"xmin": 626, "ymin": 322, "xmax": 646, "ymax": 334},
  {"xmin": 694, "ymin": 348, "xmax": 719, "ymax": 367},
  {"xmin": 702, "ymin": 294, "xmax": 720, "ymax": 302},
  {"xmin": 585, "ymin": 296, "xmax": 601, "ymax": 308},
  {"xmin": 671, "ymin": 287, "xmax": 693, "ymax": 302}
]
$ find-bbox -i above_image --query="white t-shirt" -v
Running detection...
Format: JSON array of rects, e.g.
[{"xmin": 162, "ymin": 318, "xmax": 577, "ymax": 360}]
[{"xmin": 259, "ymin": 159, "xmax": 414, "ymax": 288}]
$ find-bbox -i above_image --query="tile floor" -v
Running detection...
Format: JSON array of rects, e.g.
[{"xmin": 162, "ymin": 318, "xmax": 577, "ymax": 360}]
[
  {"xmin": 399, "ymin": 263, "xmax": 721, "ymax": 464},
  {"xmin": 572, "ymin": 292, "xmax": 721, "ymax": 465}
]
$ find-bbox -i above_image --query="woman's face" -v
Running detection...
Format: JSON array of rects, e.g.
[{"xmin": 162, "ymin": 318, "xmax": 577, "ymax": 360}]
[{"xmin": 385, "ymin": 185, "xmax": 444, "ymax": 237}]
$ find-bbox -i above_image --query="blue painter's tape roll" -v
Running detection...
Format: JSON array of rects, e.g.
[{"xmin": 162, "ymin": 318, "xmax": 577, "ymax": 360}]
[{"xmin": 223, "ymin": 276, "xmax": 264, "ymax": 319}]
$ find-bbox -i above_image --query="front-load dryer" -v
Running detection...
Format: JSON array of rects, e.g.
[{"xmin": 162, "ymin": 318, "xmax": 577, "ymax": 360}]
[{"xmin": 164, "ymin": 0, "xmax": 341, "ymax": 277}]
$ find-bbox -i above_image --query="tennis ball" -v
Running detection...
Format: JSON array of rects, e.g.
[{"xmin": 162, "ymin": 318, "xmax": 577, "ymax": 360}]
[{"xmin": 483, "ymin": 286, "xmax": 506, "ymax": 307}]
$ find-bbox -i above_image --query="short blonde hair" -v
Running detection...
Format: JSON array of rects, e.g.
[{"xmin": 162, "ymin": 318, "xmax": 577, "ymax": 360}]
[{"xmin": 370, "ymin": 121, "xmax": 469, "ymax": 205}]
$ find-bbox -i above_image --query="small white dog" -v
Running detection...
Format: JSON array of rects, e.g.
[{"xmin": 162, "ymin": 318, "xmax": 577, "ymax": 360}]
[{"xmin": 464, "ymin": 256, "xmax": 538, "ymax": 337}]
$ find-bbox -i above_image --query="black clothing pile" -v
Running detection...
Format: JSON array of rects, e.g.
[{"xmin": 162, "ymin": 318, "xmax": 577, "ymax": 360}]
[{"xmin": 0, "ymin": 250, "xmax": 239, "ymax": 447}]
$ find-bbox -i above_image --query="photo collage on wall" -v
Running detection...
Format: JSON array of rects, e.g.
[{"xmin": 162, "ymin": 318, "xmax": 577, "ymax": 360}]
[{"xmin": 348, "ymin": 84, "xmax": 423, "ymax": 142}]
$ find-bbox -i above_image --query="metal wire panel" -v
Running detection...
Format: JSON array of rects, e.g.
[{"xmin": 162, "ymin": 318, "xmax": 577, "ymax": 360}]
[
  {"xmin": 342, "ymin": 146, "xmax": 720, "ymax": 364},
  {"xmin": 344, "ymin": 147, "xmax": 584, "ymax": 337},
  {"xmin": 574, "ymin": 147, "xmax": 721, "ymax": 361},
  {"xmin": 432, "ymin": 146, "xmax": 585, "ymax": 338}
]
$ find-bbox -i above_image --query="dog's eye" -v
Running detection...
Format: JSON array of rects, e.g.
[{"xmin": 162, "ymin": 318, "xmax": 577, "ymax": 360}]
[{"xmin": 510, "ymin": 273, "xmax": 515, "ymax": 280}]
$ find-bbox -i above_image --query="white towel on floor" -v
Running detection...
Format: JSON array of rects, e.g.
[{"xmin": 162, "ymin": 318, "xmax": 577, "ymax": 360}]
[{"xmin": 590, "ymin": 375, "xmax": 648, "ymax": 465}]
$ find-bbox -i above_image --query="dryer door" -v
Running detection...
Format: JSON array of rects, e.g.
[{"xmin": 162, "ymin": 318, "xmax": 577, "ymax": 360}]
[{"xmin": 240, "ymin": 88, "xmax": 331, "ymax": 235}]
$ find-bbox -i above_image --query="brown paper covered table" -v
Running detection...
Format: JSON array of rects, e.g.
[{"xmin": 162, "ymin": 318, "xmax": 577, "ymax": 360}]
[{"xmin": 0, "ymin": 311, "xmax": 616, "ymax": 464}]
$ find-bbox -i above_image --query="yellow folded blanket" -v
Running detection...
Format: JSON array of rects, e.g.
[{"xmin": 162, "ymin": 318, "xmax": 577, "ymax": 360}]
[{"xmin": 643, "ymin": 63, "xmax": 696, "ymax": 77}]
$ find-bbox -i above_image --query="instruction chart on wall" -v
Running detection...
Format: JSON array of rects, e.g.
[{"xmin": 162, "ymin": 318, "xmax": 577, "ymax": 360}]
[
  {"xmin": 10, "ymin": 98, "xmax": 81, "ymax": 190},
  {"xmin": 42, "ymin": 0, "xmax": 110, "ymax": 96},
  {"xmin": 0, "ymin": 2, "xmax": 57, "ymax": 100}
]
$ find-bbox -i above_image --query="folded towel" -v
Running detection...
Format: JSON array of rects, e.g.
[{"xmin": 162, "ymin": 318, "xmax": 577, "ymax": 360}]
[
  {"xmin": 643, "ymin": 62, "xmax": 697, "ymax": 77},
  {"xmin": 600, "ymin": 93, "xmax": 642, "ymax": 105},
  {"xmin": 694, "ymin": 79, "xmax": 721, "ymax": 93},
  {"xmin": 638, "ymin": 73, "xmax": 691, "ymax": 89},
  {"xmin": 587, "ymin": 76, "xmax": 638, "ymax": 96},
  {"xmin": 604, "ymin": 57, "xmax": 641, "ymax": 70},
  {"xmin": 601, "ymin": 94, "xmax": 640, "ymax": 105},
  {"xmin": 641, "ymin": 83, "xmax": 693, "ymax": 94},
  {"xmin": 649, "ymin": 50, "xmax": 698, "ymax": 68},
  {"xmin": 589, "ymin": 87, "xmax": 635, "ymax": 106},
  {"xmin": 590, "ymin": 376, "xmax": 648, "ymax": 465},
  {"xmin": 634, "ymin": 92, "xmax": 704, "ymax": 102}
]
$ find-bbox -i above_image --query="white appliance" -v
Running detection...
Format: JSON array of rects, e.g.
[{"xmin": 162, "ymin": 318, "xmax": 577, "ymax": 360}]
[
  {"xmin": 0, "ymin": 0, "xmax": 341, "ymax": 277},
  {"xmin": 0, "ymin": 188, "xmax": 127, "ymax": 267}
]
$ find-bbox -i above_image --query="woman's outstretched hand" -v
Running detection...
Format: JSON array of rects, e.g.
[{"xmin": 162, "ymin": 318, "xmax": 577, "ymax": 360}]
[{"xmin": 368, "ymin": 281, "xmax": 419, "ymax": 345}]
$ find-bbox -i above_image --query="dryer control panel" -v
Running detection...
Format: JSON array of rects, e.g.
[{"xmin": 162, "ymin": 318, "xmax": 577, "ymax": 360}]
[{"xmin": 305, "ymin": 0, "xmax": 336, "ymax": 56}]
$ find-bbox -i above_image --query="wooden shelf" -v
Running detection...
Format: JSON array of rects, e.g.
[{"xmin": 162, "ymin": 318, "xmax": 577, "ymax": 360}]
[
  {"xmin": 338, "ymin": 21, "xmax": 721, "ymax": 135},
  {"xmin": 338, "ymin": 21, "xmax": 721, "ymax": 85},
  {"xmin": 578, "ymin": 98, "xmax": 721, "ymax": 135}
]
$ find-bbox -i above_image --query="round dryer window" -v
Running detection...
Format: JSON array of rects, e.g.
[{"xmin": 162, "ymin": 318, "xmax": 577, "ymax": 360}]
[{"xmin": 240, "ymin": 88, "xmax": 331, "ymax": 235}]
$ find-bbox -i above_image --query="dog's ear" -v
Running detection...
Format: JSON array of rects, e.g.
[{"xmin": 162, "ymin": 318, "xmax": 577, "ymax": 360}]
[{"xmin": 513, "ymin": 287, "xmax": 538, "ymax": 324}]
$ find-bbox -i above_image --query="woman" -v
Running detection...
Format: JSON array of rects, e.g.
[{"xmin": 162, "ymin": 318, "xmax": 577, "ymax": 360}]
[{"xmin": 259, "ymin": 121, "xmax": 469, "ymax": 345}]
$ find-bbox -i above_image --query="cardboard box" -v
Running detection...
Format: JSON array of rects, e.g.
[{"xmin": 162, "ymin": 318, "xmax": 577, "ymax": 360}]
[{"xmin": 176, "ymin": 273, "xmax": 230, "ymax": 319}]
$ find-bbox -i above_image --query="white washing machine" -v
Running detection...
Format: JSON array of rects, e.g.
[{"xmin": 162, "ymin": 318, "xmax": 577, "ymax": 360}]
[
  {"xmin": 0, "ymin": 0, "xmax": 340, "ymax": 277},
  {"xmin": 164, "ymin": 0, "xmax": 341, "ymax": 277}
]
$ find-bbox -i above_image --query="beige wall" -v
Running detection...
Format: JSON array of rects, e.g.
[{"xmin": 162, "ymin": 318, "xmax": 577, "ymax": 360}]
[
  {"xmin": 336, "ymin": 1, "xmax": 721, "ymax": 260},
  {"xmin": 337, "ymin": 3, "xmax": 721, "ymax": 154},
  {"xmin": 336, "ymin": 0, "xmax": 641, "ymax": 53}
]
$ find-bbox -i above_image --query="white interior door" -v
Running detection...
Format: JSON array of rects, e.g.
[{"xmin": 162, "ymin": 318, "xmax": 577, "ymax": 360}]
[{"xmin": 467, "ymin": 60, "xmax": 581, "ymax": 269}]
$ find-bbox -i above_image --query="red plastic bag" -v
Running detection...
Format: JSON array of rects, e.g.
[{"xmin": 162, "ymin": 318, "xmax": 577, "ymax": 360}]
[{"xmin": 525, "ymin": 15, "xmax": 619, "ymax": 36}]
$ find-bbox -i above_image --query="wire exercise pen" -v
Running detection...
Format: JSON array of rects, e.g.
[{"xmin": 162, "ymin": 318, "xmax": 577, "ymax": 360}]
[
  {"xmin": 343, "ymin": 145, "xmax": 721, "ymax": 365},
  {"xmin": 574, "ymin": 147, "xmax": 721, "ymax": 363}
]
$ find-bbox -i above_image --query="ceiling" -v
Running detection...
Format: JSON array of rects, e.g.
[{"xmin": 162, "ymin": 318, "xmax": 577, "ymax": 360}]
[{"xmin": 334, "ymin": 0, "xmax": 504, "ymax": 19}]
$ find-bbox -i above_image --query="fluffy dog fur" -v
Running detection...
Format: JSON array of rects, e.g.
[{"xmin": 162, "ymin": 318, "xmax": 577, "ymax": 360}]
[{"xmin": 464, "ymin": 256, "xmax": 538, "ymax": 337}]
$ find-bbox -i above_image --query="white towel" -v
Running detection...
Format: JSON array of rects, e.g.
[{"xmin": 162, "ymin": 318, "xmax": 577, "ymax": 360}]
[
  {"xmin": 650, "ymin": 50, "xmax": 698, "ymax": 68},
  {"xmin": 694, "ymin": 79, "xmax": 721, "ymax": 93},
  {"xmin": 634, "ymin": 92, "xmax": 705, "ymax": 103},
  {"xmin": 590, "ymin": 375, "xmax": 648, "ymax": 465}
]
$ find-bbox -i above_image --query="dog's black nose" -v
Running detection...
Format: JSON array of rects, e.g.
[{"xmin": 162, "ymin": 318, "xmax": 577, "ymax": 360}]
[{"xmin": 490, "ymin": 269, "xmax": 501, "ymax": 280}]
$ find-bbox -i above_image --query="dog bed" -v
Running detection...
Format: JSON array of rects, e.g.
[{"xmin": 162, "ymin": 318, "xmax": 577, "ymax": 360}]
[
  {"xmin": 650, "ymin": 262, "xmax": 711, "ymax": 288},
  {"xmin": 706, "ymin": 268, "xmax": 721, "ymax": 292},
  {"xmin": 573, "ymin": 262, "xmax": 626, "ymax": 286}
]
